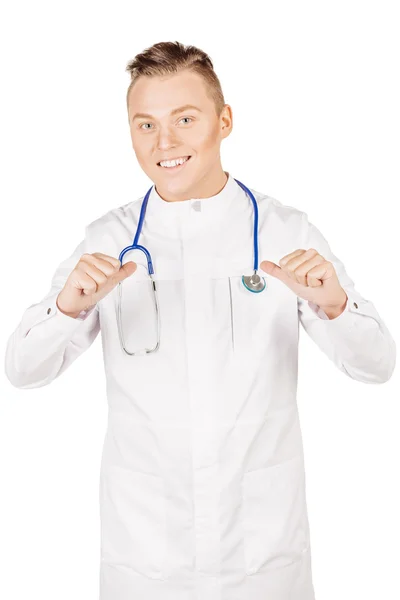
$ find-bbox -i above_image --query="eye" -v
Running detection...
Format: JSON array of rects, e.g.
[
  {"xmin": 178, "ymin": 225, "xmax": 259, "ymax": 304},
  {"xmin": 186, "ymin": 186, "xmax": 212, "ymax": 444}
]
[
  {"xmin": 178, "ymin": 117, "xmax": 193, "ymax": 125},
  {"xmin": 139, "ymin": 123, "xmax": 153, "ymax": 130}
]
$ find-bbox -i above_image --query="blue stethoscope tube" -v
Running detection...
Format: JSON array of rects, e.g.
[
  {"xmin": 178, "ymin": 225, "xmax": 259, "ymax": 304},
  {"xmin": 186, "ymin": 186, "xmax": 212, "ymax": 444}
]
[{"xmin": 118, "ymin": 178, "xmax": 267, "ymax": 293}]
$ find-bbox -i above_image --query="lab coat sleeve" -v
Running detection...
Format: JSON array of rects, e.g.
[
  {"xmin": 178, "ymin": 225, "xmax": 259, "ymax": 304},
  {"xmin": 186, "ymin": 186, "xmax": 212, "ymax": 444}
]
[
  {"xmin": 297, "ymin": 213, "xmax": 396, "ymax": 384},
  {"xmin": 4, "ymin": 227, "xmax": 100, "ymax": 389}
]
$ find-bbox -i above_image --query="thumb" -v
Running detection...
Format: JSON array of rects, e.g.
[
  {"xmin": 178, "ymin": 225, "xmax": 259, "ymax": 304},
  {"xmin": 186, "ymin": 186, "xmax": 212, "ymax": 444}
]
[
  {"xmin": 116, "ymin": 261, "xmax": 137, "ymax": 282},
  {"xmin": 260, "ymin": 260, "xmax": 285, "ymax": 280}
]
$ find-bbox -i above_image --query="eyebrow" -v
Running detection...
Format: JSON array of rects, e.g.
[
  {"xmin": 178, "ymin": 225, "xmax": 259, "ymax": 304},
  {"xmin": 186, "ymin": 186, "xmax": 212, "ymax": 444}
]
[{"xmin": 131, "ymin": 104, "xmax": 202, "ymax": 122}]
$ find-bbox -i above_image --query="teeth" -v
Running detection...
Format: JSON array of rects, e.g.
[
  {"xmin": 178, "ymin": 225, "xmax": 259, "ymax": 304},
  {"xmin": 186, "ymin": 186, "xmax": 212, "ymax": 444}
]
[{"xmin": 159, "ymin": 156, "xmax": 189, "ymax": 168}]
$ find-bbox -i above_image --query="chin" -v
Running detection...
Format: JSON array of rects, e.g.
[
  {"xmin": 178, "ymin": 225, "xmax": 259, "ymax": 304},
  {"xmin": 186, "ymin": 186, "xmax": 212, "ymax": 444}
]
[{"xmin": 160, "ymin": 177, "xmax": 192, "ymax": 191}]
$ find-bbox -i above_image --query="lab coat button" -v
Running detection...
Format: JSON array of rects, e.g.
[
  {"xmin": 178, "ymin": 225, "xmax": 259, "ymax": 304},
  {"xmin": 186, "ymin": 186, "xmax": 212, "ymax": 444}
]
[
  {"xmin": 353, "ymin": 302, "xmax": 358, "ymax": 309},
  {"xmin": 192, "ymin": 200, "xmax": 201, "ymax": 212},
  {"xmin": 47, "ymin": 308, "xmax": 51, "ymax": 314}
]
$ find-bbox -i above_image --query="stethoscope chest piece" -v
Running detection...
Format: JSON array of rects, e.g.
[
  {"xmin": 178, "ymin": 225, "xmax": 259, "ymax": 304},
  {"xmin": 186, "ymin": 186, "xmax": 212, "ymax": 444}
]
[{"xmin": 242, "ymin": 270, "xmax": 267, "ymax": 293}]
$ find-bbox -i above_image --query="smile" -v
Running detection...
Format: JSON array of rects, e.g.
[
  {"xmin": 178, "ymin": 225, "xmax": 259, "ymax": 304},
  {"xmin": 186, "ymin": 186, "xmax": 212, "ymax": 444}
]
[{"xmin": 157, "ymin": 156, "xmax": 192, "ymax": 170}]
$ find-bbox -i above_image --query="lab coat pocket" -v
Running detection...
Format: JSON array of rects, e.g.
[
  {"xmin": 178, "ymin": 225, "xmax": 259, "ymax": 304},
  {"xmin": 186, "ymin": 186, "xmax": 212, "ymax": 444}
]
[
  {"xmin": 228, "ymin": 274, "xmax": 269, "ymax": 355},
  {"xmin": 100, "ymin": 466, "xmax": 167, "ymax": 580},
  {"xmin": 242, "ymin": 455, "xmax": 309, "ymax": 575}
]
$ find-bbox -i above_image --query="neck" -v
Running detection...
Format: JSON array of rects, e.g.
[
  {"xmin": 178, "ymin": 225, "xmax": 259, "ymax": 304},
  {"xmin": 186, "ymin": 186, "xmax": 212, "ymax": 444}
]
[{"xmin": 155, "ymin": 164, "xmax": 228, "ymax": 203}]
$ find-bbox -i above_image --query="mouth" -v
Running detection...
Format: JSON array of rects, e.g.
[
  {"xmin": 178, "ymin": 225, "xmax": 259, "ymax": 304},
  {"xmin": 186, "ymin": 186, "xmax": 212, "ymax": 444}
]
[{"xmin": 157, "ymin": 155, "xmax": 192, "ymax": 172}]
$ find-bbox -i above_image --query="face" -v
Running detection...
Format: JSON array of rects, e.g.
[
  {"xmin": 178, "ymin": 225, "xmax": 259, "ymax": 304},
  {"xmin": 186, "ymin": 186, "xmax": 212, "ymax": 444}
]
[{"xmin": 127, "ymin": 69, "xmax": 232, "ymax": 202}]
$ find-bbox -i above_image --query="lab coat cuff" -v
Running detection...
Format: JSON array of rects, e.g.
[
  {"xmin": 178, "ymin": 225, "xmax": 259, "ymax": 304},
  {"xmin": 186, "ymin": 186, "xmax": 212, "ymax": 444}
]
[
  {"xmin": 24, "ymin": 292, "xmax": 97, "ymax": 337},
  {"xmin": 308, "ymin": 292, "xmax": 379, "ymax": 332},
  {"xmin": 308, "ymin": 293, "xmax": 357, "ymax": 327}
]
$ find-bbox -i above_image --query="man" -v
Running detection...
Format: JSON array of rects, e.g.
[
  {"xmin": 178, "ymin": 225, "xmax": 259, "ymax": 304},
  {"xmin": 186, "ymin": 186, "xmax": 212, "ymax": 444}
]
[{"xmin": 5, "ymin": 40, "xmax": 396, "ymax": 600}]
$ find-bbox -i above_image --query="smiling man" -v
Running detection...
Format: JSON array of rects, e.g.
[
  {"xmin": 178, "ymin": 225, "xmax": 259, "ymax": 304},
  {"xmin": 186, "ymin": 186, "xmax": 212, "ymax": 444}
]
[
  {"xmin": 127, "ymin": 62, "xmax": 231, "ymax": 204},
  {"xmin": 5, "ymin": 40, "xmax": 396, "ymax": 600}
]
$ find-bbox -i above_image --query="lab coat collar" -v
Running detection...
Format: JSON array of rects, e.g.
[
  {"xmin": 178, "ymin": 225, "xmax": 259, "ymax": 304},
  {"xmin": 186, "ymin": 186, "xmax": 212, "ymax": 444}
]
[{"xmin": 147, "ymin": 171, "xmax": 241, "ymax": 221}]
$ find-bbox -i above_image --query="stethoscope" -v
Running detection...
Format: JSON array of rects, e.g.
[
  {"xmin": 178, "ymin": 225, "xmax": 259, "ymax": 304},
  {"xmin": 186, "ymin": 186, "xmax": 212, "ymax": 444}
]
[{"xmin": 116, "ymin": 178, "xmax": 267, "ymax": 356}]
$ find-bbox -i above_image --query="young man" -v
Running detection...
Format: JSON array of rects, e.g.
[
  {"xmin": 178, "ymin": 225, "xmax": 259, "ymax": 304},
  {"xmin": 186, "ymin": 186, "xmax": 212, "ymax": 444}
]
[{"xmin": 5, "ymin": 41, "xmax": 396, "ymax": 600}]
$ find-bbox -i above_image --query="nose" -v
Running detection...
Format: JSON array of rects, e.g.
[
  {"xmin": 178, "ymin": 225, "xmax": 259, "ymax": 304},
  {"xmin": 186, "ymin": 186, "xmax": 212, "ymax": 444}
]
[{"xmin": 156, "ymin": 125, "xmax": 181, "ymax": 151}]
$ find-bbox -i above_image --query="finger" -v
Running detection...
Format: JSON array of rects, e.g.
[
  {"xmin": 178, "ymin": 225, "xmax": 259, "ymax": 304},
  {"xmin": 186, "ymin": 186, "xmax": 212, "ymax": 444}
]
[
  {"xmin": 115, "ymin": 261, "xmax": 137, "ymax": 282},
  {"xmin": 71, "ymin": 270, "xmax": 100, "ymax": 295},
  {"xmin": 92, "ymin": 253, "xmax": 121, "ymax": 270},
  {"xmin": 306, "ymin": 262, "xmax": 332, "ymax": 287},
  {"xmin": 76, "ymin": 262, "xmax": 108, "ymax": 293},
  {"xmin": 91, "ymin": 253, "xmax": 136, "ymax": 281},
  {"xmin": 260, "ymin": 260, "xmax": 281, "ymax": 278},
  {"xmin": 81, "ymin": 253, "xmax": 119, "ymax": 277},
  {"xmin": 260, "ymin": 260, "xmax": 294, "ymax": 285},
  {"xmin": 279, "ymin": 249, "xmax": 306, "ymax": 268},
  {"xmin": 282, "ymin": 249, "xmax": 319, "ymax": 283},
  {"xmin": 294, "ymin": 253, "xmax": 324, "ymax": 286}
]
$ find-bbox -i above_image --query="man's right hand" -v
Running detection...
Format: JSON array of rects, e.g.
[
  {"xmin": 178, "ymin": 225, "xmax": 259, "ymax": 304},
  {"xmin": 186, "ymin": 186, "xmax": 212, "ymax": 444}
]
[{"xmin": 56, "ymin": 253, "xmax": 137, "ymax": 318}]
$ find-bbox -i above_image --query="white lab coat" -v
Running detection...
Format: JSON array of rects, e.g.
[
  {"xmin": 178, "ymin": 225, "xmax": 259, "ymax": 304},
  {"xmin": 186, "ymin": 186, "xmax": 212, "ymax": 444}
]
[{"xmin": 5, "ymin": 172, "xmax": 396, "ymax": 599}]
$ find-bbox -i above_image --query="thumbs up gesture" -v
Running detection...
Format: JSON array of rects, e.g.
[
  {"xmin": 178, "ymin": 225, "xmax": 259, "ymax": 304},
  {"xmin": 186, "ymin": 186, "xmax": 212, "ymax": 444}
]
[
  {"xmin": 56, "ymin": 252, "xmax": 137, "ymax": 318},
  {"xmin": 260, "ymin": 248, "xmax": 348, "ymax": 318}
]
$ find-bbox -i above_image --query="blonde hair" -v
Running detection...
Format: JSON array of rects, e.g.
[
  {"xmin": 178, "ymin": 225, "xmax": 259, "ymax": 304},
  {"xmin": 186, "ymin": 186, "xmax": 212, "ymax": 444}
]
[{"xmin": 125, "ymin": 41, "xmax": 226, "ymax": 117}]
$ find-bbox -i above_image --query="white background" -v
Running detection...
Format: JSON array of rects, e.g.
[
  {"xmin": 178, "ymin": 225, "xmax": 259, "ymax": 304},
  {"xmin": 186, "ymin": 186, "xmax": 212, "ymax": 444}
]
[{"xmin": 0, "ymin": 1, "xmax": 398, "ymax": 598}]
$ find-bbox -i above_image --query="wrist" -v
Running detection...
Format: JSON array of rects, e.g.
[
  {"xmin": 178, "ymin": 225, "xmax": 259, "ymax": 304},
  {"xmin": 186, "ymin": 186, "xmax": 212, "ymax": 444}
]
[
  {"xmin": 56, "ymin": 295, "xmax": 81, "ymax": 319},
  {"xmin": 319, "ymin": 291, "xmax": 348, "ymax": 320}
]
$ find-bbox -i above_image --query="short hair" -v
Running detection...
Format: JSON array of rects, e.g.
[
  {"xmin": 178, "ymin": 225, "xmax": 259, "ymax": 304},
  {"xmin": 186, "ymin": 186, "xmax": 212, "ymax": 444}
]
[{"xmin": 125, "ymin": 41, "xmax": 226, "ymax": 117}]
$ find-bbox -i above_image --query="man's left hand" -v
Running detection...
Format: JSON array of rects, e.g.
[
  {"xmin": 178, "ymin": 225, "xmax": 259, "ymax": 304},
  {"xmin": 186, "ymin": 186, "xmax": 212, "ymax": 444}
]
[{"xmin": 260, "ymin": 248, "xmax": 348, "ymax": 317}]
